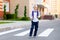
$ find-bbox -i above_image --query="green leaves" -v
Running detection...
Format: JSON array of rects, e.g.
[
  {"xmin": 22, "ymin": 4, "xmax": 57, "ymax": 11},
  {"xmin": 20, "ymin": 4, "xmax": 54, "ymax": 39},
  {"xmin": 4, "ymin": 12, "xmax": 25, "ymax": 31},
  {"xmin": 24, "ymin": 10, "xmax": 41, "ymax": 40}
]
[
  {"xmin": 14, "ymin": 4, "xmax": 19, "ymax": 19},
  {"xmin": 24, "ymin": 6, "xmax": 27, "ymax": 17},
  {"xmin": 4, "ymin": 5, "xmax": 7, "ymax": 20}
]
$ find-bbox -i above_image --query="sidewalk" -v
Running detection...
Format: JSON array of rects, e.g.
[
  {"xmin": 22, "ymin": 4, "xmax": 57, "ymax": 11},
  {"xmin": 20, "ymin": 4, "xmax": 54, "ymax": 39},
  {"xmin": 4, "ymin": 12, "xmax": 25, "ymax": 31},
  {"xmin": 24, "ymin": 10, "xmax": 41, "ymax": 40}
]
[
  {"xmin": 0, "ymin": 21, "xmax": 30, "ymax": 32},
  {"xmin": 0, "ymin": 20, "xmax": 51, "ymax": 32}
]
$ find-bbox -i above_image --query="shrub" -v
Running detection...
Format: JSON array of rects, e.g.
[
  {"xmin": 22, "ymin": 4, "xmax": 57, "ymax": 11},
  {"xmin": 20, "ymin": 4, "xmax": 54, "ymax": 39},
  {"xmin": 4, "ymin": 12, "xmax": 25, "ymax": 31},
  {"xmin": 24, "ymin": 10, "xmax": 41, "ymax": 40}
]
[
  {"xmin": 20, "ymin": 17, "xmax": 30, "ymax": 21},
  {"xmin": 14, "ymin": 4, "xmax": 19, "ymax": 19},
  {"xmin": 4, "ymin": 5, "xmax": 7, "ymax": 20},
  {"xmin": 24, "ymin": 6, "xmax": 27, "ymax": 17},
  {"xmin": 19, "ymin": 6, "xmax": 29, "ymax": 21},
  {"xmin": 55, "ymin": 14, "xmax": 58, "ymax": 18},
  {"xmin": 6, "ymin": 14, "xmax": 15, "ymax": 19}
]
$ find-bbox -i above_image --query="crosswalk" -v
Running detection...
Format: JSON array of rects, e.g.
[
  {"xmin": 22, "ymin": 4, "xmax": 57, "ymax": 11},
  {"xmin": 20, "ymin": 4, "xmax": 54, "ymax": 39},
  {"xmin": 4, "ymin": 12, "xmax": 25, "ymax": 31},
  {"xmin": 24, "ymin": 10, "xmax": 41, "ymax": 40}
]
[
  {"xmin": 14, "ymin": 30, "xmax": 30, "ymax": 36},
  {"xmin": 0, "ymin": 28, "xmax": 24, "ymax": 35},
  {"xmin": 38, "ymin": 28, "xmax": 54, "ymax": 37},
  {"xmin": 0, "ymin": 28, "xmax": 54, "ymax": 37}
]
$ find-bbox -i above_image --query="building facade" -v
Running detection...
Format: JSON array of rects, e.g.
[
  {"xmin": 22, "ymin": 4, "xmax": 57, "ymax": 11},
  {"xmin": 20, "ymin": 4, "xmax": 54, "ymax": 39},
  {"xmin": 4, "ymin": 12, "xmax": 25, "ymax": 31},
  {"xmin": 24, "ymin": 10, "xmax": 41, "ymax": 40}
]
[
  {"xmin": 0, "ymin": 0, "xmax": 10, "ymax": 19},
  {"xmin": 45, "ymin": 0, "xmax": 60, "ymax": 18},
  {"xmin": 10, "ymin": 0, "xmax": 29, "ymax": 17},
  {"xmin": 29, "ymin": 0, "xmax": 60, "ymax": 19},
  {"xmin": 0, "ymin": 0, "xmax": 60, "ymax": 19}
]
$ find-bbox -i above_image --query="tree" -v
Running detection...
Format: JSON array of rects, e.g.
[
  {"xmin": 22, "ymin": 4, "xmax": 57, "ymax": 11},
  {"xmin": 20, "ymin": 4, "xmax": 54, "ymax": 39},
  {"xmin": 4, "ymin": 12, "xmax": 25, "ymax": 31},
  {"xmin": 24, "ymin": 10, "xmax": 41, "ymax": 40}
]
[
  {"xmin": 20, "ymin": 6, "xmax": 29, "ymax": 20},
  {"xmin": 55, "ymin": 14, "xmax": 58, "ymax": 18},
  {"xmin": 24, "ymin": 6, "xmax": 27, "ymax": 17},
  {"xmin": 4, "ymin": 5, "xmax": 7, "ymax": 20},
  {"xmin": 14, "ymin": 4, "xmax": 19, "ymax": 19}
]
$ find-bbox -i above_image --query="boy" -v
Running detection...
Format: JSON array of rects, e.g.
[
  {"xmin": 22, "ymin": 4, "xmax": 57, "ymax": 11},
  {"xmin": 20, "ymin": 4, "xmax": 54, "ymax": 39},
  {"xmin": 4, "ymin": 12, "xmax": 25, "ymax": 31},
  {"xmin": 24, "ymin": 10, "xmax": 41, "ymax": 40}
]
[{"xmin": 29, "ymin": 5, "xmax": 40, "ymax": 37}]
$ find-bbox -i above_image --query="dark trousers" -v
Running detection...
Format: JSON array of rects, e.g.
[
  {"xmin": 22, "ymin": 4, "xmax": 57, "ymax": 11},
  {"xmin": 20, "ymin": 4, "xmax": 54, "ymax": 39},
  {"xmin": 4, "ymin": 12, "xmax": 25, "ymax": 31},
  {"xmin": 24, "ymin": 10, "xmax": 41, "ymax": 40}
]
[{"xmin": 29, "ymin": 21, "xmax": 39, "ymax": 36}]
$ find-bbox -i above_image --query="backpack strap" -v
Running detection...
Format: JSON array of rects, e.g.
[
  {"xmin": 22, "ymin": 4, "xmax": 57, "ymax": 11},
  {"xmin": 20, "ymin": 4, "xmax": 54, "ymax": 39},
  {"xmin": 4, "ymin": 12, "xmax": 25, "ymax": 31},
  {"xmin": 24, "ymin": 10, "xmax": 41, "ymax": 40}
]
[
  {"xmin": 32, "ymin": 11, "xmax": 34, "ymax": 18},
  {"xmin": 37, "ymin": 11, "xmax": 39, "ymax": 18},
  {"xmin": 32, "ymin": 11, "xmax": 39, "ymax": 18}
]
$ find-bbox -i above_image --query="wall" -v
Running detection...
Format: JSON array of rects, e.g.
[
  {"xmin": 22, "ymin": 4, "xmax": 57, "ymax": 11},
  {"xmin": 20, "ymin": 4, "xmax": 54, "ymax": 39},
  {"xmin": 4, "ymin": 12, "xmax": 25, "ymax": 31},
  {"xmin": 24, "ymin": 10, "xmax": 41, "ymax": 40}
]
[
  {"xmin": 10, "ymin": 0, "xmax": 29, "ymax": 17},
  {"xmin": 0, "ymin": 0, "xmax": 10, "ymax": 19},
  {"xmin": 0, "ymin": 0, "xmax": 3, "ymax": 19},
  {"xmin": 45, "ymin": 0, "xmax": 60, "ymax": 18}
]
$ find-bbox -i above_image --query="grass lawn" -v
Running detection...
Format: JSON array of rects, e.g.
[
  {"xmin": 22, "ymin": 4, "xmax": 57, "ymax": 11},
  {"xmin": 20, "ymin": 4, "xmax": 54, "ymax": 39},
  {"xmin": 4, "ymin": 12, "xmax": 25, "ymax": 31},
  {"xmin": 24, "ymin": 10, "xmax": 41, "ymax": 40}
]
[{"xmin": 0, "ymin": 22, "xmax": 13, "ymax": 24}]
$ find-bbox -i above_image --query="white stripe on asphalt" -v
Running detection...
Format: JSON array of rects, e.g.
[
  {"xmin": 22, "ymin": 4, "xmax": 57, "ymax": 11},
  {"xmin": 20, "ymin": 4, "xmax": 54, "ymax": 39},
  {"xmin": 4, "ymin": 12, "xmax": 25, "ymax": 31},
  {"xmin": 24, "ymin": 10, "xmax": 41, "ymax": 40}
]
[
  {"xmin": 14, "ymin": 30, "xmax": 30, "ymax": 36},
  {"xmin": 38, "ymin": 28, "xmax": 54, "ymax": 37},
  {"xmin": 0, "ymin": 28, "xmax": 24, "ymax": 35}
]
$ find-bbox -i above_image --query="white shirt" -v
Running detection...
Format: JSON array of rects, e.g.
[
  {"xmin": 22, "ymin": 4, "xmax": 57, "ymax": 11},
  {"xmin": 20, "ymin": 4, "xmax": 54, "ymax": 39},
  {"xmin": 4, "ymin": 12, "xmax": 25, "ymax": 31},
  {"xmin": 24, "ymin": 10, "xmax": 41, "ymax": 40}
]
[{"xmin": 29, "ymin": 10, "xmax": 40, "ymax": 22}]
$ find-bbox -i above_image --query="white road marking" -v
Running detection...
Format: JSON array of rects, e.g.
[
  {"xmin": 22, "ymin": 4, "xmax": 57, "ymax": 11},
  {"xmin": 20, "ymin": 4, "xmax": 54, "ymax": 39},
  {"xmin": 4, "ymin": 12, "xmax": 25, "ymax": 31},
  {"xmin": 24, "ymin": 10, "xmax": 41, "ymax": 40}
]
[
  {"xmin": 14, "ymin": 30, "xmax": 30, "ymax": 36},
  {"xmin": 0, "ymin": 28, "xmax": 24, "ymax": 35},
  {"xmin": 38, "ymin": 28, "xmax": 54, "ymax": 37}
]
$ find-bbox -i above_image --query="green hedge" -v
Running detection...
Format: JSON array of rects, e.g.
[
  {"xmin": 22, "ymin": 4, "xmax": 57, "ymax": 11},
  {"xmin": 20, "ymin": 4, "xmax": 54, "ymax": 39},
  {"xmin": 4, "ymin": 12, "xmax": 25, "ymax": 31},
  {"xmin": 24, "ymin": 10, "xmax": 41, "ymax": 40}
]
[
  {"xmin": 6, "ymin": 14, "xmax": 15, "ymax": 19},
  {"xmin": 20, "ymin": 17, "xmax": 30, "ymax": 21},
  {"xmin": 5, "ymin": 14, "xmax": 30, "ymax": 21}
]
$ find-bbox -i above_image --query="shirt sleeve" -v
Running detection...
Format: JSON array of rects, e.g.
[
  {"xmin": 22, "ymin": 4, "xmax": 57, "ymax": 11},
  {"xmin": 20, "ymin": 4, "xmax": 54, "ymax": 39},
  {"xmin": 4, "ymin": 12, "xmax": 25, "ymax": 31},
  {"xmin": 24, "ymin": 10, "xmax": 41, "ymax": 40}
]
[{"xmin": 29, "ymin": 11, "xmax": 32, "ymax": 19}]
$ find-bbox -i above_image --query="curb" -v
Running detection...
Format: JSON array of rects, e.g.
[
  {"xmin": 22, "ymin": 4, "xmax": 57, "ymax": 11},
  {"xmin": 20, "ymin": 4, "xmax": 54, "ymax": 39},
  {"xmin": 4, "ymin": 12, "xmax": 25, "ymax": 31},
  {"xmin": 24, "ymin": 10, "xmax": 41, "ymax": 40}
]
[{"xmin": 0, "ymin": 26, "xmax": 22, "ymax": 32}]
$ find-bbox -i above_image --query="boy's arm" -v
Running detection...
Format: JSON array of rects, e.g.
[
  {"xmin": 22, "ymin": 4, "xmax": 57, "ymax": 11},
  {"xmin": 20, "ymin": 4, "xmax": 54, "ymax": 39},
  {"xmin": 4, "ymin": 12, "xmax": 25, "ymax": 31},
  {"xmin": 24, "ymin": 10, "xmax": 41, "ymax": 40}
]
[
  {"xmin": 38, "ymin": 12, "xmax": 41, "ymax": 18},
  {"xmin": 29, "ymin": 12, "xmax": 32, "ymax": 20}
]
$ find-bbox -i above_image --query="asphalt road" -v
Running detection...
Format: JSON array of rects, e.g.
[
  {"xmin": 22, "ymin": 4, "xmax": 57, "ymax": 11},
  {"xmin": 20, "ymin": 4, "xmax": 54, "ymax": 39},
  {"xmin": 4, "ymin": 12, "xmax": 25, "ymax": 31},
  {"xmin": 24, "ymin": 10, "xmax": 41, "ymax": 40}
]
[{"xmin": 0, "ymin": 20, "xmax": 60, "ymax": 40}]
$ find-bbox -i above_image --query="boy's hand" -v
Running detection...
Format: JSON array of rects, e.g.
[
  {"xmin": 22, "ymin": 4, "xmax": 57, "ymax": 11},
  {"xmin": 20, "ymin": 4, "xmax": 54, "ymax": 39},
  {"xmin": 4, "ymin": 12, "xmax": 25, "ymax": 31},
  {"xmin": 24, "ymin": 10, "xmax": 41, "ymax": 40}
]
[{"xmin": 30, "ymin": 17, "xmax": 34, "ymax": 20}]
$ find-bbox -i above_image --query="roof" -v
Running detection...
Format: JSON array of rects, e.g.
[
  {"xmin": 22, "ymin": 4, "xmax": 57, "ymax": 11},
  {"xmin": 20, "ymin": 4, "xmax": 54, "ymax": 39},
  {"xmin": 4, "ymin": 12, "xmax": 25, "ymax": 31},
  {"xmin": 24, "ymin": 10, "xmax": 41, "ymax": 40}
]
[{"xmin": 38, "ymin": 5, "xmax": 46, "ymax": 8}]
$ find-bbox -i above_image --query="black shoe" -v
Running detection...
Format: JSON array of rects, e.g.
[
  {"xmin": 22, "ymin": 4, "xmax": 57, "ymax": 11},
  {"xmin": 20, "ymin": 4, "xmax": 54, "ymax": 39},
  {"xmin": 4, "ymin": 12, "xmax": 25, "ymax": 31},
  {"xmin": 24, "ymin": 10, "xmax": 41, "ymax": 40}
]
[
  {"xmin": 29, "ymin": 35, "xmax": 32, "ymax": 37},
  {"xmin": 28, "ymin": 35, "xmax": 33, "ymax": 39},
  {"xmin": 33, "ymin": 36, "xmax": 36, "ymax": 38}
]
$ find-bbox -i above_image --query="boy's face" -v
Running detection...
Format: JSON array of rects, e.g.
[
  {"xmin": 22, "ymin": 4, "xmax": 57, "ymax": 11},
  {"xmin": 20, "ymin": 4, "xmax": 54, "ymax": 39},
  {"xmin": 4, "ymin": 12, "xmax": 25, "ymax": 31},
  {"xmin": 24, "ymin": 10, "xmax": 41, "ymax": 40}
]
[{"xmin": 34, "ymin": 6, "xmax": 38, "ymax": 11}]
